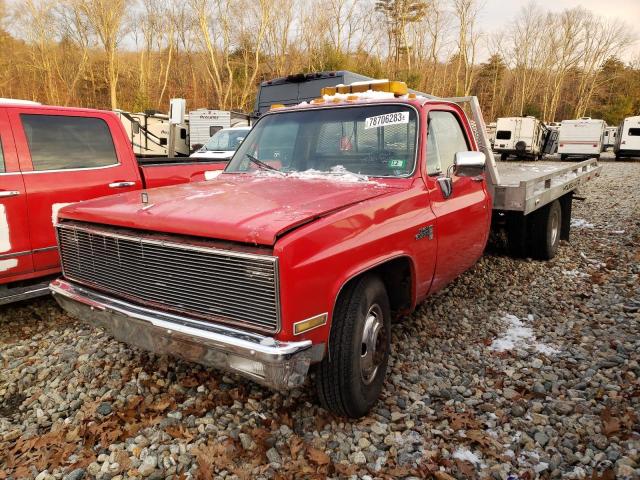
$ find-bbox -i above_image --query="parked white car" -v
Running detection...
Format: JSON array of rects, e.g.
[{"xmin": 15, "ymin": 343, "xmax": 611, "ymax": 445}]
[{"xmin": 190, "ymin": 126, "xmax": 251, "ymax": 160}]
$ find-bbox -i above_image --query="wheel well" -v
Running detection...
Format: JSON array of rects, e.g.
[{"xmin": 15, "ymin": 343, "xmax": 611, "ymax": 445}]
[{"xmin": 335, "ymin": 257, "xmax": 414, "ymax": 319}]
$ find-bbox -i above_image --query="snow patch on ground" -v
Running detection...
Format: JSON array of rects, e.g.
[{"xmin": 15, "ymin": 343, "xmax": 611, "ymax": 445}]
[
  {"xmin": 571, "ymin": 218, "xmax": 594, "ymax": 228},
  {"xmin": 562, "ymin": 269, "xmax": 589, "ymax": 278},
  {"xmin": 452, "ymin": 448, "xmax": 482, "ymax": 465},
  {"xmin": 490, "ymin": 314, "xmax": 560, "ymax": 355}
]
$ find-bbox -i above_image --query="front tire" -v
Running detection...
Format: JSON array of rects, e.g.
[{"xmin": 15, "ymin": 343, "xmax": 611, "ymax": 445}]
[{"xmin": 315, "ymin": 275, "xmax": 391, "ymax": 418}]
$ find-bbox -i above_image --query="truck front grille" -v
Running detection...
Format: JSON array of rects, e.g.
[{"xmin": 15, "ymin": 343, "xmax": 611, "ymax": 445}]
[{"xmin": 56, "ymin": 223, "xmax": 280, "ymax": 333}]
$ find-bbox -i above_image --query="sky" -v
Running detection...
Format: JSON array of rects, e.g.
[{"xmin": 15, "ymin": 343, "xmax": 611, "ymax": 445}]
[{"xmin": 478, "ymin": 0, "xmax": 639, "ymax": 61}]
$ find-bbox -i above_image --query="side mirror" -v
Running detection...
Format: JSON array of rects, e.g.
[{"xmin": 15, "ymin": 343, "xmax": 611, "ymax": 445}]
[{"xmin": 454, "ymin": 151, "xmax": 485, "ymax": 177}]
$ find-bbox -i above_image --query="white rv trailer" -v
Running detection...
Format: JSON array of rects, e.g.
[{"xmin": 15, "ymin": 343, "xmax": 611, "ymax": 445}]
[
  {"xmin": 493, "ymin": 116, "xmax": 548, "ymax": 160},
  {"xmin": 603, "ymin": 126, "xmax": 617, "ymax": 149},
  {"xmin": 557, "ymin": 118, "xmax": 606, "ymax": 160},
  {"xmin": 115, "ymin": 110, "xmax": 190, "ymax": 157},
  {"xmin": 614, "ymin": 116, "xmax": 640, "ymax": 159},
  {"xmin": 188, "ymin": 110, "xmax": 250, "ymax": 151}
]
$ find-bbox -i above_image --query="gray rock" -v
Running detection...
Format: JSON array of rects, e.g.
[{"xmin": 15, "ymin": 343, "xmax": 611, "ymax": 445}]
[
  {"xmin": 63, "ymin": 469, "xmax": 85, "ymax": 480},
  {"xmin": 138, "ymin": 455, "xmax": 158, "ymax": 476},
  {"xmin": 351, "ymin": 451, "xmax": 367, "ymax": 464},
  {"xmin": 266, "ymin": 448, "xmax": 282, "ymax": 464},
  {"xmin": 534, "ymin": 431, "xmax": 549, "ymax": 447},
  {"xmin": 96, "ymin": 402, "xmax": 112, "ymax": 416}
]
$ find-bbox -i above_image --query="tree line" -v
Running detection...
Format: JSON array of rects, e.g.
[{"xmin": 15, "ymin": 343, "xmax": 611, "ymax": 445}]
[{"xmin": 0, "ymin": 0, "xmax": 638, "ymax": 125}]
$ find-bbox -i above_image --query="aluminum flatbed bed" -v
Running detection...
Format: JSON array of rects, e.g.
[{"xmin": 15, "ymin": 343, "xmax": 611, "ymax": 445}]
[{"xmin": 492, "ymin": 159, "xmax": 601, "ymax": 214}]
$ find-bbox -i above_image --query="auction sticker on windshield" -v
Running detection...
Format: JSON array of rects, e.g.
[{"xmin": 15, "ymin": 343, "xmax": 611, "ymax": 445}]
[{"xmin": 365, "ymin": 112, "xmax": 409, "ymax": 129}]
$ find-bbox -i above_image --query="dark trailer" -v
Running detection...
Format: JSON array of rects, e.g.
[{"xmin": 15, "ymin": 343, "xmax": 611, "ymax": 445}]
[{"xmin": 253, "ymin": 71, "xmax": 373, "ymax": 117}]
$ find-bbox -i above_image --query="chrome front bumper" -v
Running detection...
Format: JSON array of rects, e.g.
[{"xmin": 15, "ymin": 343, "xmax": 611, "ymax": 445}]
[{"xmin": 50, "ymin": 279, "xmax": 317, "ymax": 389}]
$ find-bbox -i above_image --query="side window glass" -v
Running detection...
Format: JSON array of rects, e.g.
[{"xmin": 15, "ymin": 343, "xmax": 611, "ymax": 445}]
[
  {"xmin": 21, "ymin": 115, "xmax": 118, "ymax": 171},
  {"xmin": 426, "ymin": 122, "xmax": 441, "ymax": 175},
  {"xmin": 428, "ymin": 111, "xmax": 469, "ymax": 175},
  {"xmin": 0, "ymin": 138, "xmax": 5, "ymax": 173}
]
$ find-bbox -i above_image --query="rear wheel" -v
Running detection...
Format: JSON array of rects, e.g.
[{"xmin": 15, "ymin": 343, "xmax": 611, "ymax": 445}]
[
  {"xmin": 530, "ymin": 200, "xmax": 562, "ymax": 260},
  {"xmin": 500, "ymin": 153, "xmax": 508, "ymax": 161},
  {"xmin": 560, "ymin": 154, "xmax": 567, "ymax": 161},
  {"xmin": 316, "ymin": 275, "xmax": 391, "ymax": 418}
]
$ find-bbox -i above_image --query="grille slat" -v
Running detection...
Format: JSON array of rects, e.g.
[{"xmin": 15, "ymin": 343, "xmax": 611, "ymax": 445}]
[{"xmin": 57, "ymin": 224, "xmax": 280, "ymax": 332}]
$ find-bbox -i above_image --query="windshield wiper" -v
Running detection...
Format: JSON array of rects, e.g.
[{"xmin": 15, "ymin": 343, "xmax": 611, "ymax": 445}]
[{"xmin": 246, "ymin": 153, "xmax": 285, "ymax": 175}]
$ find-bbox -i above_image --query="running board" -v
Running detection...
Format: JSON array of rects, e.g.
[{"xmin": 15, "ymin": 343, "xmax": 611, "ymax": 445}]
[{"xmin": 0, "ymin": 280, "xmax": 52, "ymax": 306}]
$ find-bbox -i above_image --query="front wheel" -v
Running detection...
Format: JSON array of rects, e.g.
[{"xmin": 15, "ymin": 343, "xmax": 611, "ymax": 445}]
[{"xmin": 315, "ymin": 275, "xmax": 391, "ymax": 418}]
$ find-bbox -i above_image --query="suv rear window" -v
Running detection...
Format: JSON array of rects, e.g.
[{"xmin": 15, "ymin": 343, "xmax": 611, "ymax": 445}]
[
  {"xmin": 496, "ymin": 130, "xmax": 512, "ymax": 140},
  {"xmin": 628, "ymin": 128, "xmax": 640, "ymax": 136},
  {"xmin": 21, "ymin": 114, "xmax": 118, "ymax": 171}
]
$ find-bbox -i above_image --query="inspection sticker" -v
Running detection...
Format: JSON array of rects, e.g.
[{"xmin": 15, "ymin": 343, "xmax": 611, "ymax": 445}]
[{"xmin": 365, "ymin": 111, "xmax": 409, "ymax": 129}]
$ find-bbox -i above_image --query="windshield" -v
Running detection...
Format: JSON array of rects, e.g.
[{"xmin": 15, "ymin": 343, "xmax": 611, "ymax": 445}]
[
  {"xmin": 203, "ymin": 129, "xmax": 249, "ymax": 151},
  {"xmin": 226, "ymin": 105, "xmax": 418, "ymax": 177}
]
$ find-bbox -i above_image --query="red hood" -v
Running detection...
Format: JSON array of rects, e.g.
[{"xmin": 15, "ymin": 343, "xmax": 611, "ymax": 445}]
[{"xmin": 59, "ymin": 173, "xmax": 399, "ymax": 245}]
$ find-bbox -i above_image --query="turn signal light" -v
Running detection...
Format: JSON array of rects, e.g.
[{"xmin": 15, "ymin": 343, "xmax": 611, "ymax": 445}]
[
  {"xmin": 293, "ymin": 313, "xmax": 328, "ymax": 335},
  {"xmin": 270, "ymin": 104, "xmax": 285, "ymax": 110}
]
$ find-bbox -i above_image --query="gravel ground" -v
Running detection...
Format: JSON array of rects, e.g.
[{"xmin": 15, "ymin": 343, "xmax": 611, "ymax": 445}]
[{"xmin": 1, "ymin": 158, "xmax": 639, "ymax": 480}]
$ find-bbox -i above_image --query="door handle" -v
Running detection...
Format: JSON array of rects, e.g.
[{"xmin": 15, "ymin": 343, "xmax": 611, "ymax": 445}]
[
  {"xmin": 108, "ymin": 181, "xmax": 136, "ymax": 188},
  {"xmin": 0, "ymin": 190, "xmax": 20, "ymax": 198}
]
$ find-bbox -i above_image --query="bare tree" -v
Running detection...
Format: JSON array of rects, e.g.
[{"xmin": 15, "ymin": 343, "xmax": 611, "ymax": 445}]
[
  {"xmin": 508, "ymin": 2, "xmax": 552, "ymax": 115},
  {"xmin": 76, "ymin": 0, "xmax": 127, "ymax": 109},
  {"xmin": 452, "ymin": 0, "xmax": 482, "ymax": 96},
  {"xmin": 376, "ymin": 0, "xmax": 428, "ymax": 73},
  {"xmin": 573, "ymin": 15, "xmax": 635, "ymax": 117},
  {"xmin": 542, "ymin": 8, "xmax": 587, "ymax": 121}
]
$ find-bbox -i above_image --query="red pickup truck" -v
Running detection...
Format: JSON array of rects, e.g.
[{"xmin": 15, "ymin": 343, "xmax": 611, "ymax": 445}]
[
  {"xmin": 0, "ymin": 102, "xmax": 227, "ymax": 304},
  {"xmin": 51, "ymin": 81, "xmax": 600, "ymax": 417}
]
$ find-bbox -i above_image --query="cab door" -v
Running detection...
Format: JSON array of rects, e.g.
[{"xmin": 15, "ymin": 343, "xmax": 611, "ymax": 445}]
[
  {"xmin": 0, "ymin": 109, "xmax": 33, "ymax": 280},
  {"xmin": 9, "ymin": 108, "xmax": 141, "ymax": 272},
  {"xmin": 423, "ymin": 107, "xmax": 491, "ymax": 292}
]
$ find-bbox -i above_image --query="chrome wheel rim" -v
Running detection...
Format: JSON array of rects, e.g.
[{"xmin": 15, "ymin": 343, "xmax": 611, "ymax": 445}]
[
  {"xmin": 550, "ymin": 209, "xmax": 560, "ymax": 246},
  {"xmin": 360, "ymin": 304, "xmax": 385, "ymax": 385}
]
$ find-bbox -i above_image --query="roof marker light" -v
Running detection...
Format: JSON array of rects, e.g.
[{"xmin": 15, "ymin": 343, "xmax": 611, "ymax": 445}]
[{"xmin": 321, "ymin": 80, "xmax": 408, "ymax": 97}]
